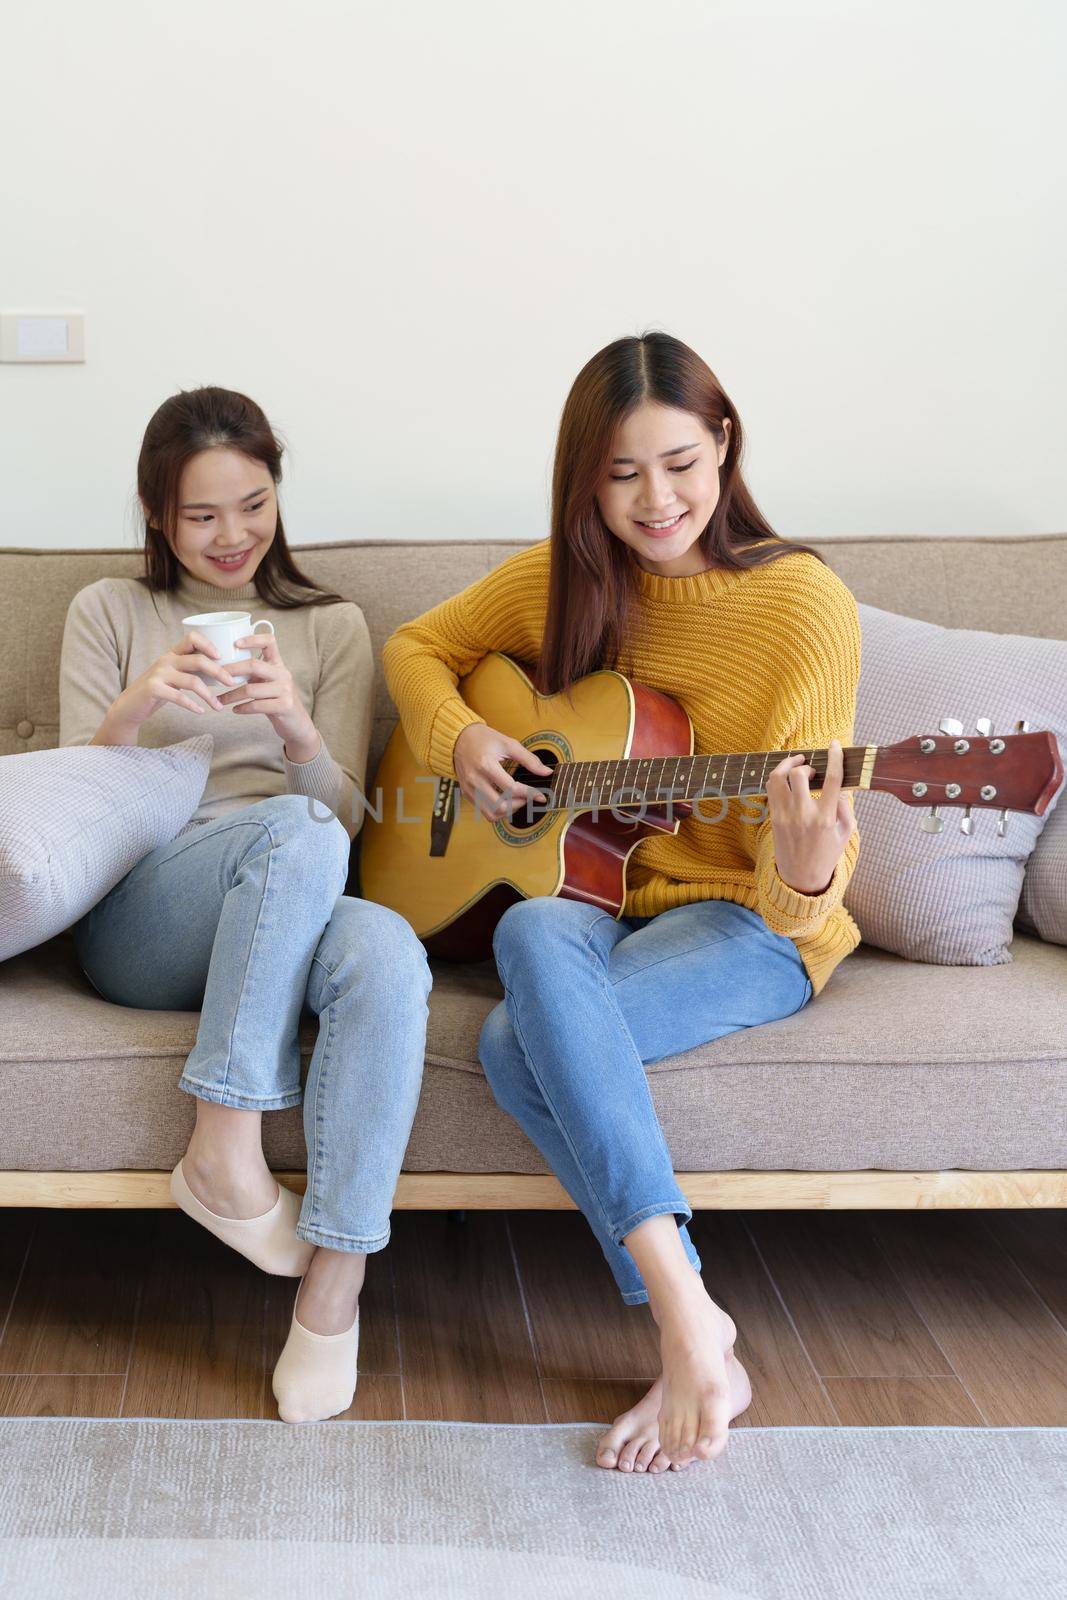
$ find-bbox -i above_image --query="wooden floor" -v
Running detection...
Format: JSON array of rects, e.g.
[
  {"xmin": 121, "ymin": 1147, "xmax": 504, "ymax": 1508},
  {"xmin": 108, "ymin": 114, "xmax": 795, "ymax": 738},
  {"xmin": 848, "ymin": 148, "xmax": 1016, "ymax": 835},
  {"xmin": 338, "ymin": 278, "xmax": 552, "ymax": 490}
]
[{"xmin": 1, "ymin": 1206, "xmax": 1066, "ymax": 1426}]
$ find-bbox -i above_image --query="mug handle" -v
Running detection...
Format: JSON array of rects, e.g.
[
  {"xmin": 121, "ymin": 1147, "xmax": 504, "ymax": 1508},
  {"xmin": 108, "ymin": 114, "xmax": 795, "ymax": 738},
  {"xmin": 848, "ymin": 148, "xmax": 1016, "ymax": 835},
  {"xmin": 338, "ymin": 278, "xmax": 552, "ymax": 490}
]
[{"xmin": 250, "ymin": 620, "xmax": 275, "ymax": 639}]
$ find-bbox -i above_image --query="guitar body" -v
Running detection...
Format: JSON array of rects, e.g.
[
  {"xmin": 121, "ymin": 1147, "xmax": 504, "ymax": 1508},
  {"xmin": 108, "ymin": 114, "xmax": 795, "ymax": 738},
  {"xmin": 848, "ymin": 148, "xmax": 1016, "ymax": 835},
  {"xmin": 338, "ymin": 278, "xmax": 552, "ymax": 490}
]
[{"xmin": 359, "ymin": 653, "xmax": 694, "ymax": 960}]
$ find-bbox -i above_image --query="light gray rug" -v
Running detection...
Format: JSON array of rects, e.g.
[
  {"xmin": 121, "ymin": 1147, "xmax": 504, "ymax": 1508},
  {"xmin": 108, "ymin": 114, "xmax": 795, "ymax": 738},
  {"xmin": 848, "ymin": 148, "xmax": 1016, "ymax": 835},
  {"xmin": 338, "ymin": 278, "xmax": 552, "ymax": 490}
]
[{"xmin": 1, "ymin": 1420, "xmax": 1065, "ymax": 1599}]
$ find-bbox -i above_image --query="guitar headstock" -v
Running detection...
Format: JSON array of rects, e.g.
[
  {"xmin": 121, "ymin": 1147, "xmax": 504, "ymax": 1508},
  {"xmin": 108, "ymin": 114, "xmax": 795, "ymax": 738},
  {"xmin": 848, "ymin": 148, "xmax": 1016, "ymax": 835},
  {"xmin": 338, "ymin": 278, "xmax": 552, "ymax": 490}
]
[{"xmin": 868, "ymin": 719, "xmax": 1063, "ymax": 836}]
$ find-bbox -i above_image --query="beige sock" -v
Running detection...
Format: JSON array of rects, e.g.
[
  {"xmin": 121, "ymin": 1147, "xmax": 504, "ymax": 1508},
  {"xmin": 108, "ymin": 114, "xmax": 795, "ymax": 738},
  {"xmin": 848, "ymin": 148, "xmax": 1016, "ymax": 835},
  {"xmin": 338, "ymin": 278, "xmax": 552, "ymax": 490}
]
[
  {"xmin": 170, "ymin": 1160, "xmax": 316, "ymax": 1277},
  {"xmin": 272, "ymin": 1303, "xmax": 360, "ymax": 1423}
]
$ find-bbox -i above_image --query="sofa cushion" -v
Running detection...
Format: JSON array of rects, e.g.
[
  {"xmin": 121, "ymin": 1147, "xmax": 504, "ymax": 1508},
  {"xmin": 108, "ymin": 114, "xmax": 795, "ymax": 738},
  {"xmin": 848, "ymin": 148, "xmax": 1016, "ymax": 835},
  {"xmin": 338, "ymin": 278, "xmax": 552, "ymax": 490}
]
[
  {"xmin": 2, "ymin": 927, "xmax": 1064, "ymax": 1173},
  {"xmin": 844, "ymin": 606, "xmax": 1067, "ymax": 965},
  {"xmin": 0, "ymin": 735, "xmax": 213, "ymax": 963}
]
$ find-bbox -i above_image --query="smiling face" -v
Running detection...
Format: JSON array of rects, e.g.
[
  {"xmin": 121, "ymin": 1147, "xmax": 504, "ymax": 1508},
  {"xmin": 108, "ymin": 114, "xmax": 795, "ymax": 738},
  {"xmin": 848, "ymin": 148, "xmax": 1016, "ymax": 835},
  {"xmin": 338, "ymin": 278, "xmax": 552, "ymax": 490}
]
[
  {"xmin": 154, "ymin": 447, "xmax": 278, "ymax": 588},
  {"xmin": 595, "ymin": 402, "xmax": 731, "ymax": 578}
]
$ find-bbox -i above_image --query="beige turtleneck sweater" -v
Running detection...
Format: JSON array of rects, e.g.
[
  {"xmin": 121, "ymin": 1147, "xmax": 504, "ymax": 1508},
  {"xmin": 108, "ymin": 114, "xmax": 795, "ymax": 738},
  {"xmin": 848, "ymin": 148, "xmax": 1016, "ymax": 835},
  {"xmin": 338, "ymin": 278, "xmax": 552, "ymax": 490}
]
[{"xmin": 59, "ymin": 569, "xmax": 373, "ymax": 841}]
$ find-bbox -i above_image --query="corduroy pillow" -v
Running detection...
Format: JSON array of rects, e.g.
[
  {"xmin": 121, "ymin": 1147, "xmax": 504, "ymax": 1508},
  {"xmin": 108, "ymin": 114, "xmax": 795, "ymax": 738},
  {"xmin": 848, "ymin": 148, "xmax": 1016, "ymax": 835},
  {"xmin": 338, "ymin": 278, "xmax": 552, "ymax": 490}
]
[
  {"xmin": 843, "ymin": 607, "xmax": 1066, "ymax": 965},
  {"xmin": 0, "ymin": 735, "xmax": 213, "ymax": 963}
]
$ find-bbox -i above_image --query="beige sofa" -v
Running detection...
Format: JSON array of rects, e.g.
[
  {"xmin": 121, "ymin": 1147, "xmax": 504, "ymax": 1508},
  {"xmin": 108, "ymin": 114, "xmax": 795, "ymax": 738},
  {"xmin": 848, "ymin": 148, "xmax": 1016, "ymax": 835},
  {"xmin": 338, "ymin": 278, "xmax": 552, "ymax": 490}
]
[{"xmin": 2, "ymin": 533, "xmax": 1065, "ymax": 1213}]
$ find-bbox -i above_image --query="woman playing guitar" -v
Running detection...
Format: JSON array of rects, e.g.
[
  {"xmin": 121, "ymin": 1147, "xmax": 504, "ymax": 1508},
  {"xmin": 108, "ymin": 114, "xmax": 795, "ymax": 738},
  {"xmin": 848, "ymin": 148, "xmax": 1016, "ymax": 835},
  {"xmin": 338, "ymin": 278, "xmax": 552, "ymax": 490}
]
[{"xmin": 382, "ymin": 332, "xmax": 861, "ymax": 1476}]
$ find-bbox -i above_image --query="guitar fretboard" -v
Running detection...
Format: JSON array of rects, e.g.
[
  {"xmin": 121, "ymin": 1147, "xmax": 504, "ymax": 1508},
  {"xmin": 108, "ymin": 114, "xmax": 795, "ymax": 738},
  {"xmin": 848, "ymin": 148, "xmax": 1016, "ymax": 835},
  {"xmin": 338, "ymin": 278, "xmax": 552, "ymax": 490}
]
[{"xmin": 535, "ymin": 746, "xmax": 871, "ymax": 810}]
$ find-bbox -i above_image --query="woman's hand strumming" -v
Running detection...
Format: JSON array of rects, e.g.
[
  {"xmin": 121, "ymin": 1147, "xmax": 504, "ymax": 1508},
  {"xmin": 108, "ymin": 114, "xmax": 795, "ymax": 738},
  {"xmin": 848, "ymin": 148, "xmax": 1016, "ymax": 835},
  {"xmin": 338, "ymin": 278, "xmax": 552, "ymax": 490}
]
[{"xmin": 453, "ymin": 723, "xmax": 553, "ymax": 820}]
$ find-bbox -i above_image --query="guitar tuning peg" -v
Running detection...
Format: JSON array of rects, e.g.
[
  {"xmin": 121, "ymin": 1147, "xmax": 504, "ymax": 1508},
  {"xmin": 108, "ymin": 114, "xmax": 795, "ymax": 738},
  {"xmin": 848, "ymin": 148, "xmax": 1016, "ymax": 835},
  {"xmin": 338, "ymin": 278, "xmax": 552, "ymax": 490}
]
[
  {"xmin": 921, "ymin": 806, "xmax": 944, "ymax": 833},
  {"xmin": 938, "ymin": 717, "xmax": 964, "ymax": 737},
  {"xmin": 974, "ymin": 718, "xmax": 993, "ymax": 737},
  {"xmin": 959, "ymin": 806, "xmax": 974, "ymax": 835},
  {"xmin": 998, "ymin": 723, "xmax": 1030, "ymax": 832}
]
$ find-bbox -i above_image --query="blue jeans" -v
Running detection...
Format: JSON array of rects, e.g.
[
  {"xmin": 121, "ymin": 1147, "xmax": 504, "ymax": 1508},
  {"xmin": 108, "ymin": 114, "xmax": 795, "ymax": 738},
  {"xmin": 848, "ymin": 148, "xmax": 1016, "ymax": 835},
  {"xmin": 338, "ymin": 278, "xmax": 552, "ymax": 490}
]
[
  {"xmin": 71, "ymin": 794, "xmax": 432, "ymax": 1254},
  {"xmin": 479, "ymin": 896, "xmax": 813, "ymax": 1304}
]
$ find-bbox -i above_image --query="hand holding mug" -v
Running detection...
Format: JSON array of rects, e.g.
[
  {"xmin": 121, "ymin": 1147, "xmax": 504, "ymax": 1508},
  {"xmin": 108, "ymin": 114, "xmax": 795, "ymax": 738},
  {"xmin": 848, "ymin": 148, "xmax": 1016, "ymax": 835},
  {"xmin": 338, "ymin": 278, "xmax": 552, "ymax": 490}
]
[
  {"xmin": 180, "ymin": 609, "xmax": 276, "ymax": 690},
  {"xmin": 110, "ymin": 629, "xmax": 244, "ymax": 728},
  {"xmin": 215, "ymin": 629, "xmax": 319, "ymax": 756}
]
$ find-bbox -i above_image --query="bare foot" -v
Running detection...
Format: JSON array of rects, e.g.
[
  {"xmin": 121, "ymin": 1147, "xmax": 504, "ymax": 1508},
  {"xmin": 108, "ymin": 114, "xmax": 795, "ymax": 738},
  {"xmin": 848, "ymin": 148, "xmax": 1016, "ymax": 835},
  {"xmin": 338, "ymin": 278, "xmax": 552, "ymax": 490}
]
[
  {"xmin": 181, "ymin": 1147, "xmax": 279, "ymax": 1220},
  {"xmin": 293, "ymin": 1247, "xmax": 366, "ymax": 1335},
  {"xmin": 596, "ymin": 1349, "xmax": 752, "ymax": 1474},
  {"xmin": 656, "ymin": 1282, "xmax": 740, "ymax": 1468}
]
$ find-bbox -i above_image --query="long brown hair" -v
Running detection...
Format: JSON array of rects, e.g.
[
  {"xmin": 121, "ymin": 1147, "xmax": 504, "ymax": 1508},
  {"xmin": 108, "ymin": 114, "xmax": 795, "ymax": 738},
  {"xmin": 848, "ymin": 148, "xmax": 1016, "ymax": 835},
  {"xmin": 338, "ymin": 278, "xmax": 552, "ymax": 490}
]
[
  {"xmin": 134, "ymin": 386, "xmax": 345, "ymax": 610},
  {"xmin": 538, "ymin": 332, "xmax": 824, "ymax": 694}
]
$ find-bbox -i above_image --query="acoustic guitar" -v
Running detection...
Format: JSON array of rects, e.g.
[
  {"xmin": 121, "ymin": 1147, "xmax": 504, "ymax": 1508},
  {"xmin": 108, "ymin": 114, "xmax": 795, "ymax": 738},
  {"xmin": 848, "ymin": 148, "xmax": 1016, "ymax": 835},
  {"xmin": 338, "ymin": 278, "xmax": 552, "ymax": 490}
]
[{"xmin": 358, "ymin": 652, "xmax": 1063, "ymax": 961}]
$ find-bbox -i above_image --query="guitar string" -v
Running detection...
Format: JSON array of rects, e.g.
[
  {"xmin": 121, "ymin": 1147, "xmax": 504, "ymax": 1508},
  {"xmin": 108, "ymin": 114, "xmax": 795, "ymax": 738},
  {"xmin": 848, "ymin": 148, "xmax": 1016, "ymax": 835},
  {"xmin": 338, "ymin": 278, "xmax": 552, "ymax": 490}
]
[{"xmin": 513, "ymin": 752, "xmax": 870, "ymax": 813}]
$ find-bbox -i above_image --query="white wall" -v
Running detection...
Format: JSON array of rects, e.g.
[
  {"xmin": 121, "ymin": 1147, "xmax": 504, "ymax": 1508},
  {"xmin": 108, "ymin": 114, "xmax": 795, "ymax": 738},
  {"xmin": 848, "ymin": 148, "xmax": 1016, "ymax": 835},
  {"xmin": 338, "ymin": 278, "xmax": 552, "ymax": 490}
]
[{"xmin": 2, "ymin": 0, "xmax": 1063, "ymax": 550}]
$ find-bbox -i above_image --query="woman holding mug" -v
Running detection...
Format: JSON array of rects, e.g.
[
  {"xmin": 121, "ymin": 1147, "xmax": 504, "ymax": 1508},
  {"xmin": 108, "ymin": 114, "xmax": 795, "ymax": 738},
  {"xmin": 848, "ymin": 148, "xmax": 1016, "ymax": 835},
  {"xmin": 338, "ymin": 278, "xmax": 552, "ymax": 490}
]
[{"xmin": 59, "ymin": 385, "xmax": 431, "ymax": 1423}]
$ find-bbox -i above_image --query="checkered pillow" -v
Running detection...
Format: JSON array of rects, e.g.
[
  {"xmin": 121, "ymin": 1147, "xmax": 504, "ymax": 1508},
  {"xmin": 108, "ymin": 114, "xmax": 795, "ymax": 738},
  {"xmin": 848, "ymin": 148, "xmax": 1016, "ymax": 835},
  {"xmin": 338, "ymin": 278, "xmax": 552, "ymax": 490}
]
[
  {"xmin": 0, "ymin": 735, "xmax": 213, "ymax": 963},
  {"xmin": 843, "ymin": 607, "xmax": 1066, "ymax": 964}
]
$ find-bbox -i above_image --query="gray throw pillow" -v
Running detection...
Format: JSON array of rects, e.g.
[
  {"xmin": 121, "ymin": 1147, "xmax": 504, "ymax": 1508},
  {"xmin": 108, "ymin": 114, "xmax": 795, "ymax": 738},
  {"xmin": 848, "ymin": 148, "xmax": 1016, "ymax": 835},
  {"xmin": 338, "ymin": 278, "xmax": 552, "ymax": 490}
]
[
  {"xmin": 843, "ymin": 607, "xmax": 1066, "ymax": 965},
  {"xmin": 1016, "ymin": 801, "xmax": 1067, "ymax": 945},
  {"xmin": 0, "ymin": 735, "xmax": 213, "ymax": 963}
]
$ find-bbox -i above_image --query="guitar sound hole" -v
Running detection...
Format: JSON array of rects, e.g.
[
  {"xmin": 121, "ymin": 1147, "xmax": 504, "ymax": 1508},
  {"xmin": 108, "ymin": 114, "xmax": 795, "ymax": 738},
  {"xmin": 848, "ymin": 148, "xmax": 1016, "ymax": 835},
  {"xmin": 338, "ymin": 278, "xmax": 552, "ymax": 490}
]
[{"xmin": 504, "ymin": 748, "xmax": 560, "ymax": 833}]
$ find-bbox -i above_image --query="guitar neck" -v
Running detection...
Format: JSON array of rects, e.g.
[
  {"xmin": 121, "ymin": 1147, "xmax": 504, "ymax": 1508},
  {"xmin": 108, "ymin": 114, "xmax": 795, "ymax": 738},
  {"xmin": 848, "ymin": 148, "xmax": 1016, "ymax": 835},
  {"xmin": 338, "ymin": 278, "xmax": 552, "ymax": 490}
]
[{"xmin": 542, "ymin": 746, "xmax": 874, "ymax": 808}]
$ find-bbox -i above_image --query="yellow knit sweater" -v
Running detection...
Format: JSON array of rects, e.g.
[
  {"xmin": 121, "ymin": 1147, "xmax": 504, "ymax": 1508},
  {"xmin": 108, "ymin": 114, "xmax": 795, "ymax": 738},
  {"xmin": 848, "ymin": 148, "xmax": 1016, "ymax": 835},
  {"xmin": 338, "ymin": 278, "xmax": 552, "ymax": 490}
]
[{"xmin": 382, "ymin": 539, "xmax": 862, "ymax": 995}]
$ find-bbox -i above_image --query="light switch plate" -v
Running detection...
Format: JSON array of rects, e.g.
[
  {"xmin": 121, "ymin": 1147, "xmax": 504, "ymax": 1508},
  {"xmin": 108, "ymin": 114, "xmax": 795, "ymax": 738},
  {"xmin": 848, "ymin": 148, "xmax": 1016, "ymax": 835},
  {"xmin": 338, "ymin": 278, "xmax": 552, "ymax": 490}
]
[{"xmin": 0, "ymin": 312, "xmax": 86, "ymax": 362}]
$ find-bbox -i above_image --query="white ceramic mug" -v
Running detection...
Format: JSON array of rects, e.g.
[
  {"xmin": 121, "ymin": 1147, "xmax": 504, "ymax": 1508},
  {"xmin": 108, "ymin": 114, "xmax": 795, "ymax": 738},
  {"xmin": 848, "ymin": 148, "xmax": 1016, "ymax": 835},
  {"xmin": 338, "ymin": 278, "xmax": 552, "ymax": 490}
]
[{"xmin": 181, "ymin": 610, "xmax": 276, "ymax": 690}]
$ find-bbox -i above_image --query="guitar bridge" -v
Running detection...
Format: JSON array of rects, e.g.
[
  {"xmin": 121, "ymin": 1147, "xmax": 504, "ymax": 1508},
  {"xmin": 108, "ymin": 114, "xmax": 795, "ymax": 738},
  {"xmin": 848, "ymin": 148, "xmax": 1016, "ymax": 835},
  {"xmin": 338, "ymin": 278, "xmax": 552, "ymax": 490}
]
[{"xmin": 429, "ymin": 778, "xmax": 459, "ymax": 857}]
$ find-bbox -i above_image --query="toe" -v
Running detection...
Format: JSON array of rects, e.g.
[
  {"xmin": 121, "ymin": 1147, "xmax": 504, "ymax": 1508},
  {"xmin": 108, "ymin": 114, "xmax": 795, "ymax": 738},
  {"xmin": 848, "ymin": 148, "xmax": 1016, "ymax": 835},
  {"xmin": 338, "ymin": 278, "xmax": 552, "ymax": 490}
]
[
  {"xmin": 696, "ymin": 1387, "xmax": 731, "ymax": 1460},
  {"xmin": 634, "ymin": 1438, "xmax": 659, "ymax": 1473},
  {"xmin": 656, "ymin": 1399, "xmax": 679, "ymax": 1459},
  {"xmin": 597, "ymin": 1393, "xmax": 659, "ymax": 1470},
  {"xmin": 648, "ymin": 1449, "xmax": 671, "ymax": 1474},
  {"xmin": 693, "ymin": 1413, "xmax": 721, "ymax": 1461},
  {"xmin": 596, "ymin": 1415, "xmax": 626, "ymax": 1466},
  {"xmin": 672, "ymin": 1405, "xmax": 700, "ymax": 1468}
]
